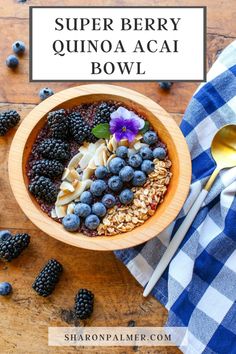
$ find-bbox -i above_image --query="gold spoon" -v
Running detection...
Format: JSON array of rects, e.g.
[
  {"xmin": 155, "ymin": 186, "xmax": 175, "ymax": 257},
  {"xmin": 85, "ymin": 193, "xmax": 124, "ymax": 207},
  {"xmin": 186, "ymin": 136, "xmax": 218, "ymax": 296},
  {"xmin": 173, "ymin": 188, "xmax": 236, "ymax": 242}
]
[{"xmin": 143, "ymin": 124, "xmax": 236, "ymax": 297}]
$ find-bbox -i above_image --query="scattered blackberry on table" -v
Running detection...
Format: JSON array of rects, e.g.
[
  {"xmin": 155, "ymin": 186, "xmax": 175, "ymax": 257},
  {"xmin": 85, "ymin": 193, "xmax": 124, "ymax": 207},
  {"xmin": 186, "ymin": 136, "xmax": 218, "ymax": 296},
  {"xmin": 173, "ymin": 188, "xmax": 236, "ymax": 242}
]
[
  {"xmin": 30, "ymin": 159, "xmax": 64, "ymax": 179},
  {"xmin": 39, "ymin": 87, "xmax": 54, "ymax": 101},
  {"xmin": 69, "ymin": 112, "xmax": 90, "ymax": 144},
  {"xmin": 74, "ymin": 289, "xmax": 94, "ymax": 319},
  {"xmin": 32, "ymin": 259, "xmax": 63, "ymax": 297},
  {"xmin": 29, "ymin": 176, "xmax": 58, "ymax": 204},
  {"xmin": 12, "ymin": 40, "xmax": 26, "ymax": 55},
  {"xmin": 93, "ymin": 102, "xmax": 116, "ymax": 127},
  {"xmin": 47, "ymin": 109, "xmax": 69, "ymax": 139},
  {"xmin": 6, "ymin": 55, "xmax": 19, "ymax": 69},
  {"xmin": 0, "ymin": 110, "xmax": 20, "ymax": 136},
  {"xmin": 37, "ymin": 138, "xmax": 70, "ymax": 161},
  {"xmin": 0, "ymin": 233, "xmax": 30, "ymax": 262}
]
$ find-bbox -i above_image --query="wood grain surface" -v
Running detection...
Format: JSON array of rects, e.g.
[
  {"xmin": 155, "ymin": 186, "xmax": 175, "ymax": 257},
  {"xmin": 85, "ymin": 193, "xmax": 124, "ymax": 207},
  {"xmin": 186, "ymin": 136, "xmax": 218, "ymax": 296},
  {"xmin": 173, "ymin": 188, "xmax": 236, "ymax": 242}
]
[{"xmin": 0, "ymin": 0, "xmax": 235, "ymax": 353}]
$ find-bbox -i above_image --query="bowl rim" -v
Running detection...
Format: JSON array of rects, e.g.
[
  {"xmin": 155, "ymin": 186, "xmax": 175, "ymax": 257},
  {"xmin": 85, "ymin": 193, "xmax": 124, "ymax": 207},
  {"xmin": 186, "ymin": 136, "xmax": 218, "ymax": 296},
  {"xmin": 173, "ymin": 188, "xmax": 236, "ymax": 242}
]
[{"xmin": 8, "ymin": 84, "xmax": 191, "ymax": 251}]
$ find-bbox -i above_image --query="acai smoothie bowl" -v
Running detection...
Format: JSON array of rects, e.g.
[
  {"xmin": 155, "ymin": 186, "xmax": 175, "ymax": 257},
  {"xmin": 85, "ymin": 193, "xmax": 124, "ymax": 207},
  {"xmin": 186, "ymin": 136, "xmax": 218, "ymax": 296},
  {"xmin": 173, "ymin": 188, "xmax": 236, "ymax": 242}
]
[{"xmin": 8, "ymin": 85, "xmax": 191, "ymax": 251}]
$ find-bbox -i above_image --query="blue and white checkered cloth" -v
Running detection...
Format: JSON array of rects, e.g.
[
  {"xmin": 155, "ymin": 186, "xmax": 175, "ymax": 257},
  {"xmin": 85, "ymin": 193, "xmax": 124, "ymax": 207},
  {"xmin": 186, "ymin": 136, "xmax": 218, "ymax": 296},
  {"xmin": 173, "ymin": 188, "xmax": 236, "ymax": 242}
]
[{"xmin": 115, "ymin": 40, "xmax": 236, "ymax": 354}]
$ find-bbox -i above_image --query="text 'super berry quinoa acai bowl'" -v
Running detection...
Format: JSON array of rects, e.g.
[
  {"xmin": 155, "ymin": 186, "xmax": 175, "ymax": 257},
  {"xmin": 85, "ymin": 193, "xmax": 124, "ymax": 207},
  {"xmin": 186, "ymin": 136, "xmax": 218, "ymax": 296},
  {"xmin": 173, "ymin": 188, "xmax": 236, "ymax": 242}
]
[{"xmin": 8, "ymin": 85, "xmax": 191, "ymax": 251}]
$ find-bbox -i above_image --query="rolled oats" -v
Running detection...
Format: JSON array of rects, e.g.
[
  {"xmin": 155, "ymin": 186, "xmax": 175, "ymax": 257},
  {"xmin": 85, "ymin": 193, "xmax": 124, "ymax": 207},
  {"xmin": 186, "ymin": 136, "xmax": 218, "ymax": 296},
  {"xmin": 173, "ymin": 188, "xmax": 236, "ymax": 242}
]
[{"xmin": 98, "ymin": 159, "xmax": 172, "ymax": 236}]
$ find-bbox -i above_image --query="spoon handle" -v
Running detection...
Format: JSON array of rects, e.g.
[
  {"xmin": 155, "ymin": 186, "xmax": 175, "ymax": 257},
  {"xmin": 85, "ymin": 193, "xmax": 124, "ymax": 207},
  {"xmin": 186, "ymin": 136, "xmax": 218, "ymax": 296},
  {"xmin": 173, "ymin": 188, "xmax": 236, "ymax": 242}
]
[{"xmin": 143, "ymin": 167, "xmax": 220, "ymax": 297}]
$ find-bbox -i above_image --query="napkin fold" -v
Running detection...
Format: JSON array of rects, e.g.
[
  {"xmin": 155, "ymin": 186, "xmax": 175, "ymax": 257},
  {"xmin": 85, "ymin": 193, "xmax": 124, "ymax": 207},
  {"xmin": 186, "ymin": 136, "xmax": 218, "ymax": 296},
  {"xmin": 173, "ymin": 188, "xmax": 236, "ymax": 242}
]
[{"xmin": 115, "ymin": 40, "xmax": 236, "ymax": 354}]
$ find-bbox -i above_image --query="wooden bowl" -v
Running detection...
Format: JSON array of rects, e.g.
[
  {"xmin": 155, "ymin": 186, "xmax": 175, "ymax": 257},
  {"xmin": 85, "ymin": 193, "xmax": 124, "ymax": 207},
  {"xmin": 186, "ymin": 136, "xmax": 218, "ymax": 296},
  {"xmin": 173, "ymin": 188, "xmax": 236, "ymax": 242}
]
[{"xmin": 8, "ymin": 84, "xmax": 191, "ymax": 251}]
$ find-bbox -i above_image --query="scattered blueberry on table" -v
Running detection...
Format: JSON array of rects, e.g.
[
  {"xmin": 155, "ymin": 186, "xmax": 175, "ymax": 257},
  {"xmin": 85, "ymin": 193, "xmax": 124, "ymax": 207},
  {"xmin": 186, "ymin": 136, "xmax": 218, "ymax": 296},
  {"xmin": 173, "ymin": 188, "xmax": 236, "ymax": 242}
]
[
  {"xmin": 6, "ymin": 55, "xmax": 19, "ymax": 69},
  {"xmin": 39, "ymin": 87, "xmax": 54, "ymax": 101},
  {"xmin": 0, "ymin": 282, "xmax": 12, "ymax": 296},
  {"xmin": 159, "ymin": 81, "xmax": 173, "ymax": 90},
  {"xmin": 12, "ymin": 40, "xmax": 25, "ymax": 55},
  {"xmin": 0, "ymin": 230, "xmax": 12, "ymax": 243}
]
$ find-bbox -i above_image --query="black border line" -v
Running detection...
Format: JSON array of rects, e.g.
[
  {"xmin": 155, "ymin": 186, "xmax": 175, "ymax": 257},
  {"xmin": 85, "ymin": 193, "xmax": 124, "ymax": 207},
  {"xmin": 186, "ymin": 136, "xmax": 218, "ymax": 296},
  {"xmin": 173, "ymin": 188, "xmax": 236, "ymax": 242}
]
[{"xmin": 29, "ymin": 6, "xmax": 207, "ymax": 83}]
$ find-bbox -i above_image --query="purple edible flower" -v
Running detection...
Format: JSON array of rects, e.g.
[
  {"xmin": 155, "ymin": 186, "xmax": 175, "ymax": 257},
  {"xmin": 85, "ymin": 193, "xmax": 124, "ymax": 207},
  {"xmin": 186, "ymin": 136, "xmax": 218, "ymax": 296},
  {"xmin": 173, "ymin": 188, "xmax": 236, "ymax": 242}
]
[{"xmin": 110, "ymin": 107, "xmax": 145, "ymax": 142}]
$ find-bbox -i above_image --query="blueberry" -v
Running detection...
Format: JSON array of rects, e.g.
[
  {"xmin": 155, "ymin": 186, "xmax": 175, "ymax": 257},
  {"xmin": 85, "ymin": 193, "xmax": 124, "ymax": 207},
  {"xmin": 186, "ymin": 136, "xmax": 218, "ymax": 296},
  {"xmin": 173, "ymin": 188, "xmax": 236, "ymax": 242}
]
[
  {"xmin": 39, "ymin": 87, "xmax": 54, "ymax": 101},
  {"xmin": 92, "ymin": 202, "xmax": 107, "ymax": 217},
  {"xmin": 102, "ymin": 194, "xmax": 116, "ymax": 208},
  {"xmin": 153, "ymin": 147, "xmax": 166, "ymax": 160},
  {"xmin": 108, "ymin": 176, "xmax": 123, "ymax": 192},
  {"xmin": 62, "ymin": 214, "xmax": 80, "ymax": 232},
  {"xmin": 90, "ymin": 180, "xmax": 107, "ymax": 196},
  {"xmin": 80, "ymin": 191, "xmax": 93, "ymax": 205},
  {"xmin": 74, "ymin": 203, "xmax": 91, "ymax": 218},
  {"xmin": 119, "ymin": 166, "xmax": 134, "ymax": 182},
  {"xmin": 116, "ymin": 146, "xmax": 128, "ymax": 159},
  {"xmin": 85, "ymin": 214, "xmax": 100, "ymax": 230},
  {"xmin": 132, "ymin": 171, "xmax": 147, "ymax": 186},
  {"xmin": 0, "ymin": 230, "xmax": 12, "ymax": 243},
  {"xmin": 141, "ymin": 160, "xmax": 155, "ymax": 174},
  {"xmin": 12, "ymin": 40, "xmax": 26, "ymax": 55},
  {"xmin": 159, "ymin": 81, "xmax": 173, "ymax": 90},
  {"xmin": 109, "ymin": 157, "xmax": 126, "ymax": 174},
  {"xmin": 6, "ymin": 55, "xmax": 19, "ymax": 69},
  {"xmin": 119, "ymin": 189, "xmax": 134, "ymax": 205},
  {"xmin": 143, "ymin": 131, "xmax": 158, "ymax": 145},
  {"xmin": 139, "ymin": 147, "xmax": 153, "ymax": 160},
  {"xmin": 128, "ymin": 154, "xmax": 142, "ymax": 168},
  {"xmin": 95, "ymin": 166, "xmax": 108, "ymax": 179},
  {"xmin": 0, "ymin": 282, "xmax": 12, "ymax": 296}
]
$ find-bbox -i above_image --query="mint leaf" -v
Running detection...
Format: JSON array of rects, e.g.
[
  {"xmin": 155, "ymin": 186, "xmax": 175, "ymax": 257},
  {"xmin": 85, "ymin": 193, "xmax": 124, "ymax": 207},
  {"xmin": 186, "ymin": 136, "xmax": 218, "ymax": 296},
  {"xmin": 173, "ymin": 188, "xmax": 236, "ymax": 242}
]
[
  {"xmin": 92, "ymin": 123, "xmax": 111, "ymax": 139},
  {"xmin": 139, "ymin": 121, "xmax": 150, "ymax": 134}
]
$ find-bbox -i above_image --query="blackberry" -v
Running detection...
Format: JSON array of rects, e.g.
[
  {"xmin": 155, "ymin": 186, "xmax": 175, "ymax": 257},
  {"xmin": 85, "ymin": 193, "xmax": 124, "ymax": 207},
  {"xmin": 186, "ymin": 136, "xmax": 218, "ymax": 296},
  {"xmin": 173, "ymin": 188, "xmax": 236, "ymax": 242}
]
[
  {"xmin": 47, "ymin": 109, "xmax": 69, "ymax": 139},
  {"xmin": 30, "ymin": 159, "xmax": 64, "ymax": 179},
  {"xmin": 0, "ymin": 233, "xmax": 30, "ymax": 262},
  {"xmin": 0, "ymin": 110, "xmax": 20, "ymax": 136},
  {"xmin": 74, "ymin": 288, "xmax": 94, "ymax": 319},
  {"xmin": 37, "ymin": 138, "xmax": 70, "ymax": 161},
  {"xmin": 93, "ymin": 102, "xmax": 116, "ymax": 127},
  {"xmin": 87, "ymin": 130, "xmax": 98, "ymax": 143},
  {"xmin": 32, "ymin": 259, "xmax": 63, "ymax": 297},
  {"xmin": 29, "ymin": 176, "xmax": 58, "ymax": 204},
  {"xmin": 69, "ymin": 112, "xmax": 90, "ymax": 144}
]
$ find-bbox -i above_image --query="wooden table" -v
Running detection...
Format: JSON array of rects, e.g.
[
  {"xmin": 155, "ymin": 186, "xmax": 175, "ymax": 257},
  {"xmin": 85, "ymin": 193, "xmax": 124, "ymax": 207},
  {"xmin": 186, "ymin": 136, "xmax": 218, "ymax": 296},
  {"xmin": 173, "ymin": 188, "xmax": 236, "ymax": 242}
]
[{"xmin": 0, "ymin": 1, "xmax": 235, "ymax": 353}]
